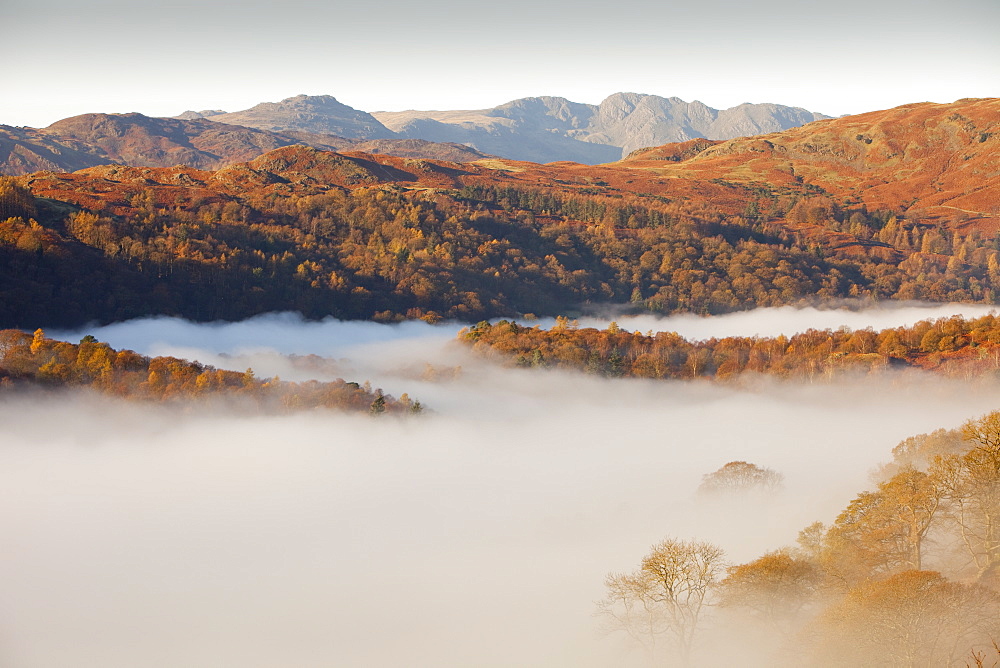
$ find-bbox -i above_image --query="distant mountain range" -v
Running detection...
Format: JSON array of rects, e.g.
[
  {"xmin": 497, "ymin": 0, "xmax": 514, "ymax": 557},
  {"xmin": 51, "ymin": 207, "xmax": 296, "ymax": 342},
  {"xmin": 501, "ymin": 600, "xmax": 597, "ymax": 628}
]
[
  {"xmin": 373, "ymin": 93, "xmax": 829, "ymax": 163},
  {"xmin": 0, "ymin": 93, "xmax": 828, "ymax": 175},
  {"xmin": 182, "ymin": 93, "xmax": 828, "ymax": 164}
]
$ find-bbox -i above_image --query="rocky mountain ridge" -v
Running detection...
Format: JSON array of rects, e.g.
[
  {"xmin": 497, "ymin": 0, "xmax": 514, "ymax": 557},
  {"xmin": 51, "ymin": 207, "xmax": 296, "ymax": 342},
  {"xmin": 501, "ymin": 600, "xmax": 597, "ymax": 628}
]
[
  {"xmin": 19, "ymin": 98, "xmax": 997, "ymax": 229},
  {"xmin": 0, "ymin": 93, "xmax": 829, "ymax": 175},
  {"xmin": 373, "ymin": 92, "xmax": 829, "ymax": 162},
  {"xmin": 168, "ymin": 92, "xmax": 829, "ymax": 164}
]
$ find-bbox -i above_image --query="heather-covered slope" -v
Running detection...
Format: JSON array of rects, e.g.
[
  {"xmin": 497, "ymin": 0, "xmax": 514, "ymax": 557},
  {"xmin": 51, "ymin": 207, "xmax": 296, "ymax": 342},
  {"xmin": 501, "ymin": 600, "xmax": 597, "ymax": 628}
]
[
  {"xmin": 623, "ymin": 98, "xmax": 1000, "ymax": 227},
  {"xmin": 0, "ymin": 113, "xmax": 351, "ymax": 175},
  {"xmin": 0, "ymin": 124, "xmax": 114, "ymax": 175},
  {"xmin": 44, "ymin": 113, "xmax": 342, "ymax": 170}
]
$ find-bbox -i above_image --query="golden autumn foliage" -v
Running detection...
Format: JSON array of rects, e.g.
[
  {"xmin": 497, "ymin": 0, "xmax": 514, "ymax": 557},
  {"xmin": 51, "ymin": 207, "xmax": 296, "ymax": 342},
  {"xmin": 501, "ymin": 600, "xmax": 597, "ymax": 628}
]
[
  {"xmin": 0, "ymin": 328, "xmax": 419, "ymax": 415},
  {"xmin": 0, "ymin": 176, "xmax": 37, "ymax": 220},
  {"xmin": 719, "ymin": 551, "xmax": 823, "ymax": 632},
  {"xmin": 3, "ymin": 115, "xmax": 1000, "ymax": 329},
  {"xmin": 605, "ymin": 411, "xmax": 1000, "ymax": 666},
  {"xmin": 461, "ymin": 314, "xmax": 1000, "ymax": 381},
  {"xmin": 808, "ymin": 570, "xmax": 1000, "ymax": 667}
]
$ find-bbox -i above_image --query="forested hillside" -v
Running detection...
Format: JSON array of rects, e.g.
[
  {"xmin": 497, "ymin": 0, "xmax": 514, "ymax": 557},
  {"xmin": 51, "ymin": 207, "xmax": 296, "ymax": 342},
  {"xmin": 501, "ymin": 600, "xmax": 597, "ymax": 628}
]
[{"xmin": 0, "ymin": 98, "xmax": 997, "ymax": 328}]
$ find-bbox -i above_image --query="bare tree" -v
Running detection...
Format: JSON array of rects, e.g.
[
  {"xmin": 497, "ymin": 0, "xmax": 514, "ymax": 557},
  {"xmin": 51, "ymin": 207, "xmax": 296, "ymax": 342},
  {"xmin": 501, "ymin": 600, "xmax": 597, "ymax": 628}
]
[
  {"xmin": 597, "ymin": 570, "xmax": 667, "ymax": 660},
  {"xmin": 597, "ymin": 537, "xmax": 725, "ymax": 665}
]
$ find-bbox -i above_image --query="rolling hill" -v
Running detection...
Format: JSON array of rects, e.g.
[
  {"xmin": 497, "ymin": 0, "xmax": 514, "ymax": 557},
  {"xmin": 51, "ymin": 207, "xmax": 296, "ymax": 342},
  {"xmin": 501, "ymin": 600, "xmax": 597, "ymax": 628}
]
[
  {"xmin": 0, "ymin": 113, "xmax": 488, "ymax": 176},
  {"xmin": 622, "ymin": 97, "xmax": 1000, "ymax": 225}
]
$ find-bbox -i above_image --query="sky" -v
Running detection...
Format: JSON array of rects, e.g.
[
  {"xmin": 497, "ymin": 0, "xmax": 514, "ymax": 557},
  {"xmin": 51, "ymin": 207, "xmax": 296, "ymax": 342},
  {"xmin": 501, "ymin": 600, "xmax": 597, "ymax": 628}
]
[{"xmin": 2, "ymin": 0, "xmax": 997, "ymax": 127}]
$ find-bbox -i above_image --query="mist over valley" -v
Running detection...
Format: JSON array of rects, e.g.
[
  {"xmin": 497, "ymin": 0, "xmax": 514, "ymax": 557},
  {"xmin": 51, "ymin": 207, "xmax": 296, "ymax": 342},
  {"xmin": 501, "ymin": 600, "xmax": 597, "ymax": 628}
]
[
  {"xmin": 2, "ymin": 304, "xmax": 999, "ymax": 666},
  {"xmin": 0, "ymin": 21, "xmax": 997, "ymax": 660}
]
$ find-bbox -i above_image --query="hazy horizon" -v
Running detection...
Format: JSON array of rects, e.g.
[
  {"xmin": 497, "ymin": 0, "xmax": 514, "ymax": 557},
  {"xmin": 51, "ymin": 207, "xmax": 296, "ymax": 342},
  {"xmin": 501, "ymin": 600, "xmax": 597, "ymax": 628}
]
[{"xmin": 3, "ymin": 0, "xmax": 997, "ymax": 127}]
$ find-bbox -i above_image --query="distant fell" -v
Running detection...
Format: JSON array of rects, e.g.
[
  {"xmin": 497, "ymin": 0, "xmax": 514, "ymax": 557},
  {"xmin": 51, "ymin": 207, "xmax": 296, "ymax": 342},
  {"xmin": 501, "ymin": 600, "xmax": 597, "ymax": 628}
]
[
  {"xmin": 44, "ymin": 113, "xmax": 339, "ymax": 170},
  {"xmin": 209, "ymin": 94, "xmax": 397, "ymax": 139},
  {"xmin": 0, "ymin": 113, "xmax": 348, "ymax": 175},
  {"xmin": 0, "ymin": 92, "xmax": 829, "ymax": 173},
  {"xmin": 374, "ymin": 93, "xmax": 828, "ymax": 163},
  {"xmin": 0, "ymin": 113, "xmax": 489, "ymax": 176},
  {"xmin": 174, "ymin": 109, "xmax": 227, "ymax": 120}
]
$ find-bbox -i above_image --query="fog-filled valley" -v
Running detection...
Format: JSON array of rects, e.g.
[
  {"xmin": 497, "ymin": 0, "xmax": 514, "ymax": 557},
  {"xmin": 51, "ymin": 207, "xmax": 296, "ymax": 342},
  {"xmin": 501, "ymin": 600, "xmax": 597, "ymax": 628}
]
[
  {"xmin": 2, "ymin": 0, "xmax": 996, "ymax": 663},
  {"xmin": 0, "ymin": 303, "xmax": 996, "ymax": 666}
]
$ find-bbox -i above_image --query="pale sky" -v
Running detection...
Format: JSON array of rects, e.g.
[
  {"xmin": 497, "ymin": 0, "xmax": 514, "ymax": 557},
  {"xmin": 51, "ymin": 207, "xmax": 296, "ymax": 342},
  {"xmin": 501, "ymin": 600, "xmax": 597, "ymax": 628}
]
[{"xmin": 3, "ymin": 0, "xmax": 997, "ymax": 127}]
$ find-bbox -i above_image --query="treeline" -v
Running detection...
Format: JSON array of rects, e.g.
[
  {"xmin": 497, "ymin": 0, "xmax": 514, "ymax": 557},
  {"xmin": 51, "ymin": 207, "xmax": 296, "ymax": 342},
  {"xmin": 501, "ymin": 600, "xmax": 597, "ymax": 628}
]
[
  {"xmin": 600, "ymin": 412, "xmax": 1000, "ymax": 666},
  {"xmin": 3, "ymin": 171, "xmax": 1000, "ymax": 328},
  {"xmin": 0, "ymin": 328, "xmax": 420, "ymax": 415},
  {"xmin": 460, "ymin": 313, "xmax": 1000, "ymax": 379}
]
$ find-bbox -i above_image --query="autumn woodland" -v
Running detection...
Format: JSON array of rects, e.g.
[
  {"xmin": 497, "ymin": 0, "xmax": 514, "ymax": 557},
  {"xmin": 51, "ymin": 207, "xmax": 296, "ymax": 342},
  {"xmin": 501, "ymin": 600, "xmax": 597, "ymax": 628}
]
[{"xmin": 1, "ymin": 95, "xmax": 999, "ymax": 666}]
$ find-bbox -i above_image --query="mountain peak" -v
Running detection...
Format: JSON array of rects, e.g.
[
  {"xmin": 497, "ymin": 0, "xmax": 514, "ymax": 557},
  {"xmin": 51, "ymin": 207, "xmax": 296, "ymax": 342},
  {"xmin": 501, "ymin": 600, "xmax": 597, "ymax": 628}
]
[
  {"xmin": 208, "ymin": 95, "xmax": 396, "ymax": 140},
  {"xmin": 174, "ymin": 109, "xmax": 227, "ymax": 120},
  {"xmin": 274, "ymin": 94, "xmax": 342, "ymax": 107}
]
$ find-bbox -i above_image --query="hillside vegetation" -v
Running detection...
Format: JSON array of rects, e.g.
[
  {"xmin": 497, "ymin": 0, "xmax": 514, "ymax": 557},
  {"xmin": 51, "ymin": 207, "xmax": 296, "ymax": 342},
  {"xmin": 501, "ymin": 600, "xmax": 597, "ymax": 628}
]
[
  {"xmin": 460, "ymin": 313, "xmax": 1000, "ymax": 380},
  {"xmin": 0, "ymin": 328, "xmax": 419, "ymax": 415},
  {"xmin": 604, "ymin": 410, "xmax": 1000, "ymax": 666},
  {"xmin": 0, "ymin": 98, "xmax": 997, "ymax": 328}
]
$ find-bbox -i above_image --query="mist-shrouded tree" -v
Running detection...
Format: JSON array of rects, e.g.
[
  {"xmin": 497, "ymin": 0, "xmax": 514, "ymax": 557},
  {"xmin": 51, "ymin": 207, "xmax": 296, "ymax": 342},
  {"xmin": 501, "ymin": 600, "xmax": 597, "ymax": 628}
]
[
  {"xmin": 369, "ymin": 390, "xmax": 387, "ymax": 416},
  {"xmin": 931, "ymin": 410, "xmax": 1000, "ymax": 582},
  {"xmin": 598, "ymin": 570, "xmax": 668, "ymax": 659},
  {"xmin": 697, "ymin": 460, "xmax": 783, "ymax": 496},
  {"xmin": 719, "ymin": 550, "xmax": 823, "ymax": 637},
  {"xmin": 821, "ymin": 466, "xmax": 944, "ymax": 588},
  {"xmin": 807, "ymin": 570, "xmax": 1000, "ymax": 667},
  {"xmin": 597, "ymin": 537, "xmax": 725, "ymax": 666},
  {"xmin": 877, "ymin": 466, "xmax": 944, "ymax": 571}
]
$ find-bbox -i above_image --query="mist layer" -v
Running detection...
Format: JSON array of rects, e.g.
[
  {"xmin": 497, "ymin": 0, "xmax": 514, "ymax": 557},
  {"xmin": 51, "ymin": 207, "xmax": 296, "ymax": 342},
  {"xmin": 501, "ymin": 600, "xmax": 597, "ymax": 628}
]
[{"xmin": 4, "ymin": 304, "xmax": 997, "ymax": 666}]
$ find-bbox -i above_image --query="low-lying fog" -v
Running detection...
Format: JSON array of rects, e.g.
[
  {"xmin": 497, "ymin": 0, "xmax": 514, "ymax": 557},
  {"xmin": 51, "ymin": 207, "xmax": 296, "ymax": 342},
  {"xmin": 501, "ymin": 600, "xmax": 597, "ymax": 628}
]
[{"xmin": 2, "ymin": 303, "xmax": 997, "ymax": 667}]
